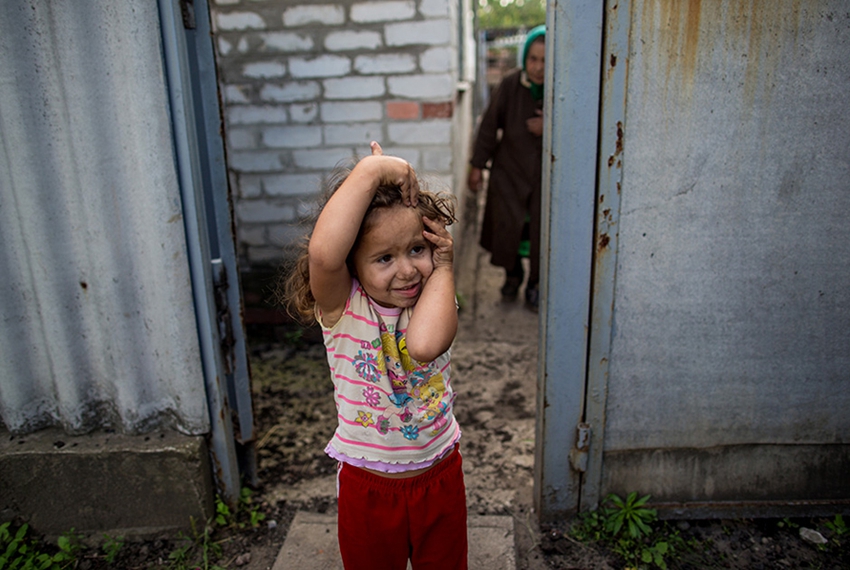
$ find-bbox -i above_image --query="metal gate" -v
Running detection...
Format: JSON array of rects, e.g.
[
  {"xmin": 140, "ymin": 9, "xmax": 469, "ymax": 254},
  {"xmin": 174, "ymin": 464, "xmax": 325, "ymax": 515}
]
[{"xmin": 536, "ymin": 0, "xmax": 850, "ymax": 520}]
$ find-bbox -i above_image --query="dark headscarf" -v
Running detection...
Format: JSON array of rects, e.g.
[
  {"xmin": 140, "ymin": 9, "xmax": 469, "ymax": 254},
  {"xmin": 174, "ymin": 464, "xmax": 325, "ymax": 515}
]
[{"xmin": 522, "ymin": 25, "xmax": 546, "ymax": 101}]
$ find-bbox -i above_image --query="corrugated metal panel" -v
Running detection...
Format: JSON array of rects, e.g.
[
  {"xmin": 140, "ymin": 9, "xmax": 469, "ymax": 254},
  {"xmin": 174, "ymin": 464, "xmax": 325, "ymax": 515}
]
[{"xmin": 0, "ymin": 1, "xmax": 210, "ymax": 435}]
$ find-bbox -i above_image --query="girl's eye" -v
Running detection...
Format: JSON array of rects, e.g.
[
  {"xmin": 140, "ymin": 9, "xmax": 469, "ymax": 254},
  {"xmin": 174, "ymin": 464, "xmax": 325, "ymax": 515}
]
[
  {"xmin": 411, "ymin": 245, "xmax": 426, "ymax": 255},
  {"xmin": 377, "ymin": 254, "xmax": 392, "ymax": 264}
]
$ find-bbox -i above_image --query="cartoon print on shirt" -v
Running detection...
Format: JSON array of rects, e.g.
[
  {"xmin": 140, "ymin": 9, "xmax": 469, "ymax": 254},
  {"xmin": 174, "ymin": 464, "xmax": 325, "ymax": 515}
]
[
  {"xmin": 351, "ymin": 320, "xmax": 450, "ymax": 439},
  {"xmin": 353, "ymin": 349, "xmax": 381, "ymax": 383},
  {"xmin": 381, "ymin": 330, "xmax": 413, "ymax": 408}
]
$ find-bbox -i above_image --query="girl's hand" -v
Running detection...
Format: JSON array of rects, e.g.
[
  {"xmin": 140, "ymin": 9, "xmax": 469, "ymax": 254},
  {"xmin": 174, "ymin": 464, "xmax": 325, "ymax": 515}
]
[
  {"xmin": 370, "ymin": 141, "xmax": 419, "ymax": 207},
  {"xmin": 422, "ymin": 216, "xmax": 453, "ymax": 269}
]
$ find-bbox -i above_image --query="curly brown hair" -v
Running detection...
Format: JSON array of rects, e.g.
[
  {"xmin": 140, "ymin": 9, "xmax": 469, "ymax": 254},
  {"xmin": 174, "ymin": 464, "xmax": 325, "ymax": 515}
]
[{"xmin": 276, "ymin": 164, "xmax": 457, "ymax": 324}]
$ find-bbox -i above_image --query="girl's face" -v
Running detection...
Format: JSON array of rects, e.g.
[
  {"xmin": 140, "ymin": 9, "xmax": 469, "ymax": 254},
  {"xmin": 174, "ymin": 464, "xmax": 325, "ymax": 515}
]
[
  {"xmin": 352, "ymin": 205, "xmax": 434, "ymax": 309},
  {"xmin": 525, "ymin": 40, "xmax": 545, "ymax": 85}
]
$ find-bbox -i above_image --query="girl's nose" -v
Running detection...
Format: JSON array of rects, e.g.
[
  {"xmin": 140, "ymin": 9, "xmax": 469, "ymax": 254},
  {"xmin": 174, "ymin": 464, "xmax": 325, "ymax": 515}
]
[{"xmin": 397, "ymin": 258, "xmax": 417, "ymax": 278}]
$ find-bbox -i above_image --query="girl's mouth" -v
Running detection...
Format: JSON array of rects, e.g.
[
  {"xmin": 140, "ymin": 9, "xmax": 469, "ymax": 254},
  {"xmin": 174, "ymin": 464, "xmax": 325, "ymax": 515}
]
[{"xmin": 395, "ymin": 283, "xmax": 421, "ymax": 298}]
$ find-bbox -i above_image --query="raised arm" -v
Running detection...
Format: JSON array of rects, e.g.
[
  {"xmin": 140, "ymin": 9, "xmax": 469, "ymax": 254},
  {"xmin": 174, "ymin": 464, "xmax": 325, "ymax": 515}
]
[
  {"xmin": 405, "ymin": 216, "xmax": 458, "ymax": 362},
  {"xmin": 309, "ymin": 142, "xmax": 418, "ymax": 326}
]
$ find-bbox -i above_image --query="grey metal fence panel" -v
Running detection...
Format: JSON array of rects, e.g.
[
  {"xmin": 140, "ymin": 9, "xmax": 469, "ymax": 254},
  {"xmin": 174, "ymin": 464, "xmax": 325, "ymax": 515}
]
[
  {"xmin": 0, "ymin": 1, "xmax": 210, "ymax": 436},
  {"xmin": 597, "ymin": 0, "xmax": 850, "ymax": 514}
]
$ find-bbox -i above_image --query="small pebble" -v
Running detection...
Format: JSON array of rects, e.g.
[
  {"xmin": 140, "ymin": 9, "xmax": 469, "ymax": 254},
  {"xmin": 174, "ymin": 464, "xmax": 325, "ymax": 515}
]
[{"xmin": 267, "ymin": 519, "xmax": 278, "ymax": 530}]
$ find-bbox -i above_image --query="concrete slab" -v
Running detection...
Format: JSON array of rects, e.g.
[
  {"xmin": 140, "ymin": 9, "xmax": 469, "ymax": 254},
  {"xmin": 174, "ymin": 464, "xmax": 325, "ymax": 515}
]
[
  {"xmin": 0, "ymin": 428, "xmax": 214, "ymax": 538},
  {"xmin": 273, "ymin": 511, "xmax": 515, "ymax": 570}
]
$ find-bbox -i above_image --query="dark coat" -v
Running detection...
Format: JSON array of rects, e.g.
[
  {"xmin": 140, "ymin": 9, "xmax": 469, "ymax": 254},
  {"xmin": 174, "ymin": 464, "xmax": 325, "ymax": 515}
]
[{"xmin": 470, "ymin": 69, "xmax": 542, "ymax": 284}]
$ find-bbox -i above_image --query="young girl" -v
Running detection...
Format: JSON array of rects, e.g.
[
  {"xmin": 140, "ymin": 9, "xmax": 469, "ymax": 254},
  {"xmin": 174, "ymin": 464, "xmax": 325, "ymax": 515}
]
[{"xmin": 283, "ymin": 142, "xmax": 467, "ymax": 569}]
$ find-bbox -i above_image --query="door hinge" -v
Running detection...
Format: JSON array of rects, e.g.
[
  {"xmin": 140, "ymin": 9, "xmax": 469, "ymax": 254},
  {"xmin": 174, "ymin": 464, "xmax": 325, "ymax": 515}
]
[{"xmin": 569, "ymin": 422, "xmax": 591, "ymax": 473}]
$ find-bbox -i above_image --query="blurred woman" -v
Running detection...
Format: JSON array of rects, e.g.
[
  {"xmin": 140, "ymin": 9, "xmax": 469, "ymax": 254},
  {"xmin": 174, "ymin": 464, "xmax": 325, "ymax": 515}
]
[{"xmin": 468, "ymin": 25, "xmax": 545, "ymax": 311}]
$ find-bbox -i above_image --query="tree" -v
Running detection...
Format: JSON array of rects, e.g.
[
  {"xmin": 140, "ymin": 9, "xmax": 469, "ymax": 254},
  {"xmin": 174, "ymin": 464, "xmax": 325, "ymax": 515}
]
[{"xmin": 476, "ymin": 0, "xmax": 546, "ymax": 31}]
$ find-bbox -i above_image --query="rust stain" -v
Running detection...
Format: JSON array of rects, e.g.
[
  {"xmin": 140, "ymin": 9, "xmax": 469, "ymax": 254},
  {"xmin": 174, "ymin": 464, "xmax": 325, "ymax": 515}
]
[
  {"xmin": 599, "ymin": 233, "xmax": 610, "ymax": 250},
  {"xmin": 616, "ymin": 121, "xmax": 624, "ymax": 156}
]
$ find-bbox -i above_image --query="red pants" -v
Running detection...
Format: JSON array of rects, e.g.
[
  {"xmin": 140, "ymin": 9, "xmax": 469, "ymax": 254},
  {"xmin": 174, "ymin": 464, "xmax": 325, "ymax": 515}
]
[{"xmin": 337, "ymin": 446, "xmax": 468, "ymax": 569}]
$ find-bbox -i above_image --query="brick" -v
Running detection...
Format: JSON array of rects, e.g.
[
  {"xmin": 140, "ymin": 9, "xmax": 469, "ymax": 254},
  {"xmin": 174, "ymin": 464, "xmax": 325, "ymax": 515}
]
[
  {"xmin": 227, "ymin": 105, "xmax": 289, "ymax": 125},
  {"xmin": 229, "ymin": 150, "xmax": 284, "ymax": 172},
  {"xmin": 227, "ymin": 127, "xmax": 257, "ymax": 150},
  {"xmin": 386, "ymin": 101, "xmax": 420, "ymax": 120},
  {"xmin": 387, "ymin": 120, "xmax": 451, "ymax": 145},
  {"xmin": 419, "ymin": 0, "xmax": 450, "ymax": 17},
  {"xmin": 216, "ymin": 12, "xmax": 266, "ymax": 31},
  {"xmin": 237, "ymin": 175, "xmax": 263, "ymax": 198},
  {"xmin": 292, "ymin": 148, "xmax": 357, "ymax": 169},
  {"xmin": 224, "ymin": 85, "xmax": 251, "ymax": 104},
  {"xmin": 385, "ymin": 20, "xmax": 450, "ymax": 46},
  {"xmin": 378, "ymin": 146, "xmax": 421, "ymax": 168},
  {"xmin": 264, "ymin": 173, "xmax": 322, "ymax": 196},
  {"xmin": 325, "ymin": 30, "xmax": 382, "ymax": 51},
  {"xmin": 289, "ymin": 103, "xmax": 319, "ymax": 123},
  {"xmin": 268, "ymin": 224, "xmax": 311, "ymax": 247},
  {"xmin": 282, "ymin": 5, "xmax": 345, "ymax": 27},
  {"xmin": 245, "ymin": 246, "xmax": 279, "ymax": 263},
  {"xmin": 422, "ymin": 101, "xmax": 453, "ymax": 118},
  {"xmin": 218, "ymin": 37, "xmax": 234, "ymax": 56},
  {"xmin": 243, "ymin": 61, "xmax": 287, "ymax": 79},
  {"xmin": 258, "ymin": 32, "xmax": 313, "ymax": 52},
  {"xmin": 238, "ymin": 226, "xmax": 266, "ymax": 247},
  {"xmin": 262, "ymin": 125, "xmax": 323, "ymax": 148},
  {"xmin": 321, "ymin": 101, "xmax": 382, "ymax": 122},
  {"xmin": 289, "ymin": 55, "xmax": 351, "ymax": 78},
  {"xmin": 354, "ymin": 53, "xmax": 416, "ymax": 74},
  {"xmin": 387, "ymin": 73, "xmax": 453, "ymax": 99},
  {"xmin": 351, "ymin": 1, "xmax": 416, "ymax": 23},
  {"xmin": 422, "ymin": 148, "xmax": 453, "ymax": 171},
  {"xmin": 420, "ymin": 46, "xmax": 455, "ymax": 73},
  {"xmin": 237, "ymin": 200, "xmax": 294, "ymax": 223},
  {"xmin": 260, "ymin": 81, "xmax": 321, "ymax": 102},
  {"xmin": 323, "ymin": 77, "xmax": 385, "ymax": 99},
  {"xmin": 324, "ymin": 123, "xmax": 384, "ymax": 145}
]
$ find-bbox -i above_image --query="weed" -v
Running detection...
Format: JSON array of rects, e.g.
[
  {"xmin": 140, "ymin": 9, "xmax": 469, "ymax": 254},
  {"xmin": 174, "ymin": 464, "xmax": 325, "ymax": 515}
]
[
  {"xmin": 825, "ymin": 514, "xmax": 847, "ymax": 537},
  {"xmin": 239, "ymin": 487, "xmax": 267, "ymax": 528},
  {"xmin": 101, "ymin": 534, "xmax": 124, "ymax": 564},
  {"xmin": 569, "ymin": 493, "xmax": 692, "ymax": 570},
  {"xmin": 777, "ymin": 517, "xmax": 799, "ymax": 530},
  {"xmin": 0, "ymin": 522, "xmax": 76, "ymax": 570},
  {"xmin": 168, "ymin": 517, "xmax": 225, "ymax": 570},
  {"xmin": 604, "ymin": 492, "xmax": 656, "ymax": 539}
]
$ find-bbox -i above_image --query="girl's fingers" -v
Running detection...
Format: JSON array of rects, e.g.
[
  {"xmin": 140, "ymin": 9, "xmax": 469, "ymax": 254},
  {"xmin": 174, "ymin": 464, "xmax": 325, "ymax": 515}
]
[{"xmin": 368, "ymin": 141, "xmax": 418, "ymax": 206}]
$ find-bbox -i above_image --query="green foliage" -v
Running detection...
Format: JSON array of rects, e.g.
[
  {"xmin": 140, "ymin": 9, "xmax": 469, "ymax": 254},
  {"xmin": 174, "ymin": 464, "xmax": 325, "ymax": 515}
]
[
  {"xmin": 605, "ymin": 492, "xmax": 656, "ymax": 539},
  {"xmin": 825, "ymin": 514, "xmax": 847, "ymax": 537},
  {"xmin": 214, "ymin": 488, "xmax": 266, "ymax": 530},
  {"xmin": 0, "ymin": 522, "xmax": 76, "ymax": 570},
  {"xmin": 477, "ymin": 0, "xmax": 546, "ymax": 31},
  {"xmin": 168, "ymin": 517, "xmax": 225, "ymax": 570},
  {"xmin": 570, "ymin": 493, "xmax": 690, "ymax": 570},
  {"xmin": 101, "ymin": 534, "xmax": 123, "ymax": 564}
]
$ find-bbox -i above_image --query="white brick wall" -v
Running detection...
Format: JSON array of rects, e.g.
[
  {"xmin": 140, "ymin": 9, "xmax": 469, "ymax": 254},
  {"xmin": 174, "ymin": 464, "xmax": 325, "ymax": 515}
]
[
  {"xmin": 351, "ymin": 1, "xmax": 416, "ymax": 22},
  {"xmin": 211, "ymin": 0, "xmax": 471, "ymax": 267}
]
